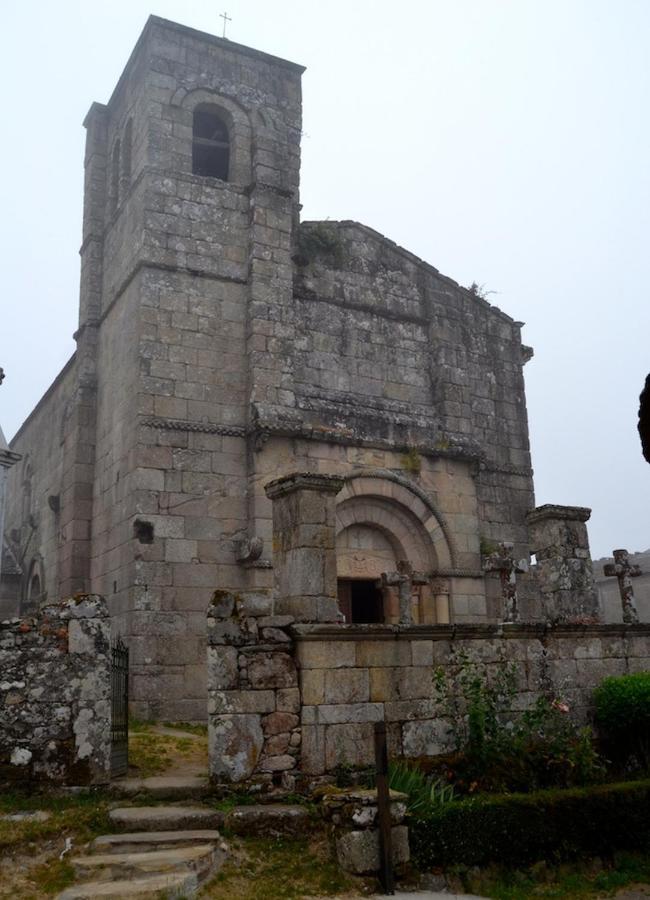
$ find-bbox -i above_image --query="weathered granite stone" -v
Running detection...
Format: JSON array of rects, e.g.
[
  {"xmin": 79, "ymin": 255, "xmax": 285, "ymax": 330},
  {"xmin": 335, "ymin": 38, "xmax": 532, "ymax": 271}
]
[
  {"xmin": 0, "ymin": 596, "xmax": 111, "ymax": 785},
  {"xmin": 335, "ymin": 826, "xmax": 410, "ymax": 874},
  {"xmin": 209, "ymin": 714, "xmax": 264, "ymax": 782},
  {"xmin": 225, "ymin": 804, "xmax": 311, "ymax": 836}
]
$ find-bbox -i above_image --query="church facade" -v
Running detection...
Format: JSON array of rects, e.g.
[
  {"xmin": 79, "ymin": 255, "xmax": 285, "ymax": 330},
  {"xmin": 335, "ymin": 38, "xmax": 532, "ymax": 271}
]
[{"xmin": 3, "ymin": 17, "xmax": 555, "ymax": 720}]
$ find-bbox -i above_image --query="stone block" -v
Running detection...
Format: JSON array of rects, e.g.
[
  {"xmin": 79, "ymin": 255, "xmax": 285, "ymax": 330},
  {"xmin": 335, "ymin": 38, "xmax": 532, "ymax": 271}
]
[
  {"xmin": 258, "ymin": 754, "xmax": 297, "ymax": 773},
  {"xmin": 264, "ymin": 732, "xmax": 290, "ymax": 755},
  {"xmin": 262, "ymin": 711, "xmax": 299, "ymax": 734},
  {"xmin": 248, "ymin": 652, "xmax": 297, "ymax": 690},
  {"xmin": 208, "ymin": 591, "xmax": 236, "ymax": 619},
  {"xmin": 402, "ymin": 718, "xmax": 453, "ymax": 757},
  {"xmin": 301, "ymin": 724, "xmax": 326, "ymax": 774},
  {"xmin": 276, "ymin": 687, "xmax": 301, "ymax": 713},
  {"xmin": 209, "ymin": 714, "xmax": 263, "ymax": 782},
  {"xmin": 325, "ymin": 722, "xmax": 375, "ymax": 769},
  {"xmin": 316, "ymin": 703, "xmax": 384, "ymax": 725},
  {"xmin": 369, "ymin": 666, "xmax": 435, "ymax": 702},
  {"xmin": 297, "ymin": 640, "xmax": 356, "ymax": 669},
  {"xmin": 324, "ymin": 668, "xmax": 370, "ymax": 704},
  {"xmin": 225, "ymin": 804, "xmax": 310, "ymax": 836},
  {"xmin": 355, "ymin": 640, "xmax": 412, "ymax": 668},
  {"xmin": 336, "ymin": 825, "xmax": 410, "ymax": 874},
  {"xmin": 411, "ymin": 640, "xmax": 434, "ymax": 666},
  {"xmin": 236, "ymin": 592, "xmax": 273, "ymax": 618},
  {"xmin": 209, "ymin": 690, "xmax": 275, "ymax": 715},
  {"xmin": 300, "ymin": 669, "xmax": 325, "ymax": 705},
  {"xmin": 207, "ymin": 646, "xmax": 238, "ymax": 690}
]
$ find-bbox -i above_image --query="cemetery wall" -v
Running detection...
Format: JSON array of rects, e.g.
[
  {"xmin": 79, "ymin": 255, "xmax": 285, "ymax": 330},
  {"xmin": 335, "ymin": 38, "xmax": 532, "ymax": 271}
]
[
  {"xmin": 207, "ymin": 599, "xmax": 650, "ymax": 783},
  {"xmin": 0, "ymin": 595, "xmax": 111, "ymax": 785}
]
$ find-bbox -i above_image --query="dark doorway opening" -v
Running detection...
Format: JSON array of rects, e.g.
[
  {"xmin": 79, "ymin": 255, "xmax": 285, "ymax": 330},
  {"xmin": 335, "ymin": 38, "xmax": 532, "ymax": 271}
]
[{"xmin": 338, "ymin": 579, "xmax": 384, "ymax": 624}]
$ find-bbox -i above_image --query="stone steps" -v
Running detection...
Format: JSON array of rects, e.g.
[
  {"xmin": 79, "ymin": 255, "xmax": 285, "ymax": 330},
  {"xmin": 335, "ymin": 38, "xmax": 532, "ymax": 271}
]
[
  {"xmin": 109, "ymin": 775, "xmax": 211, "ymax": 801},
  {"xmin": 57, "ymin": 871, "xmax": 197, "ymax": 899},
  {"xmin": 56, "ymin": 805, "xmax": 227, "ymax": 899},
  {"xmin": 108, "ymin": 804, "xmax": 224, "ymax": 832},
  {"xmin": 92, "ymin": 828, "xmax": 222, "ymax": 855},
  {"xmin": 71, "ymin": 843, "xmax": 219, "ymax": 882},
  {"xmin": 225, "ymin": 803, "xmax": 311, "ymax": 836}
]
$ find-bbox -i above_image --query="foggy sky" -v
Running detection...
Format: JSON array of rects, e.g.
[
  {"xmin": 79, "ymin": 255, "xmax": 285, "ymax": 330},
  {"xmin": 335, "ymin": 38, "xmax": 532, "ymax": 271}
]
[{"xmin": 1, "ymin": 0, "xmax": 649, "ymax": 559}]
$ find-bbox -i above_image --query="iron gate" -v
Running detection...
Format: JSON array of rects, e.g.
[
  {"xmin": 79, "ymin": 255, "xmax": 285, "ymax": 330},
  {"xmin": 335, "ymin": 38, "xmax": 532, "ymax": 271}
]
[{"xmin": 110, "ymin": 636, "xmax": 129, "ymax": 777}]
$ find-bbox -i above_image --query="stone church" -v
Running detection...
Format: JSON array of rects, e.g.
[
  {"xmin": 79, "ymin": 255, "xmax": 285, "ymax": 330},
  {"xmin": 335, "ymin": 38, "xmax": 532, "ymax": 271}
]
[{"xmin": 1, "ymin": 16, "xmax": 594, "ymax": 721}]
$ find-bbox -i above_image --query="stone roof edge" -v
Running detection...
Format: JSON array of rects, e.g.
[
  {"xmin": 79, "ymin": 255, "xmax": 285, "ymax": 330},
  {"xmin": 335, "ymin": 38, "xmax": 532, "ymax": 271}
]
[
  {"xmin": 301, "ymin": 219, "xmax": 520, "ymax": 327},
  {"xmin": 102, "ymin": 15, "xmax": 305, "ymax": 114},
  {"xmin": 10, "ymin": 353, "xmax": 76, "ymax": 447}
]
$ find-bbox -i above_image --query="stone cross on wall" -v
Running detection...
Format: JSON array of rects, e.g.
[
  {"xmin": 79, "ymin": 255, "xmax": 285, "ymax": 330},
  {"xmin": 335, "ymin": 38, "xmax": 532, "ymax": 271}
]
[
  {"xmin": 483, "ymin": 541, "xmax": 529, "ymax": 624},
  {"xmin": 382, "ymin": 561, "xmax": 414, "ymax": 625},
  {"xmin": 603, "ymin": 549, "xmax": 642, "ymax": 625}
]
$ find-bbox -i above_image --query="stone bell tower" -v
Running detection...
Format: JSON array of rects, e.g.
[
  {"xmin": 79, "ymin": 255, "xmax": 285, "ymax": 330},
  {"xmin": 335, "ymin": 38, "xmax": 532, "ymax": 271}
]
[{"xmin": 76, "ymin": 17, "xmax": 304, "ymax": 719}]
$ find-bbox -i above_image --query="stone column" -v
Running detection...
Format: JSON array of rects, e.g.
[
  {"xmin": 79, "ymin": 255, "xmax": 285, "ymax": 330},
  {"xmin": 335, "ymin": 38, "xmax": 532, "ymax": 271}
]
[
  {"xmin": 264, "ymin": 473, "xmax": 343, "ymax": 623},
  {"xmin": 526, "ymin": 504, "xmax": 600, "ymax": 623},
  {"xmin": 58, "ymin": 103, "xmax": 107, "ymax": 597}
]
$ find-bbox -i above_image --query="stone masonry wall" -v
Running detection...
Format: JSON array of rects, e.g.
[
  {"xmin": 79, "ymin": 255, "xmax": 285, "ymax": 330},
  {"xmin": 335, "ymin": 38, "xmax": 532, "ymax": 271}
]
[
  {"xmin": 295, "ymin": 623, "xmax": 650, "ymax": 775},
  {"xmin": 4, "ymin": 357, "xmax": 78, "ymax": 612},
  {"xmin": 207, "ymin": 616, "xmax": 650, "ymax": 783},
  {"xmin": 292, "ymin": 221, "xmax": 535, "ymax": 562},
  {"xmin": 0, "ymin": 595, "xmax": 111, "ymax": 784},
  {"xmin": 207, "ymin": 590, "xmax": 300, "ymax": 785}
]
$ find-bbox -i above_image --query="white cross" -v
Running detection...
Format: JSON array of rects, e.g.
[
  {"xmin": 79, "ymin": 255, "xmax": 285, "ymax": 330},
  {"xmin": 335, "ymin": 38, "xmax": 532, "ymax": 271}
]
[{"xmin": 220, "ymin": 11, "xmax": 232, "ymax": 38}]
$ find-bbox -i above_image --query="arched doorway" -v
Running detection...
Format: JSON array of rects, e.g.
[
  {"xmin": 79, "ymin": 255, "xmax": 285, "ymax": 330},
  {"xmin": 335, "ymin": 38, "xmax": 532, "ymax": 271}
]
[{"xmin": 335, "ymin": 472, "xmax": 454, "ymax": 624}]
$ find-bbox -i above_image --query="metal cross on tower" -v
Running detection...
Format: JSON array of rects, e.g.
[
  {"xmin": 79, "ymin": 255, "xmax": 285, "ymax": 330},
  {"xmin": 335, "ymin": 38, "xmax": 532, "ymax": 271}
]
[
  {"xmin": 483, "ymin": 541, "xmax": 529, "ymax": 624},
  {"xmin": 603, "ymin": 548, "xmax": 642, "ymax": 624},
  {"xmin": 220, "ymin": 11, "xmax": 232, "ymax": 38}
]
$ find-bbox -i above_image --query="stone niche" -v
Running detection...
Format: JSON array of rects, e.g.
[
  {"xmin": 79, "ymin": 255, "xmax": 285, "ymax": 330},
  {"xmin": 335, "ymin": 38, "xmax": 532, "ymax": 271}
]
[{"xmin": 0, "ymin": 595, "xmax": 111, "ymax": 785}]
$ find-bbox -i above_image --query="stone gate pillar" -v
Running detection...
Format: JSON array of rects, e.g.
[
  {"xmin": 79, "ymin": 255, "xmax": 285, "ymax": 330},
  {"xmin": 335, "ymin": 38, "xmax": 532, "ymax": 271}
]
[
  {"xmin": 265, "ymin": 473, "xmax": 344, "ymax": 623},
  {"xmin": 526, "ymin": 504, "xmax": 600, "ymax": 623}
]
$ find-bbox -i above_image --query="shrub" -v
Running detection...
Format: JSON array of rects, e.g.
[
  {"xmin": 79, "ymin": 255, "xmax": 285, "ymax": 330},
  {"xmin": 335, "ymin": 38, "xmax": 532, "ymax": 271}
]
[
  {"xmin": 433, "ymin": 656, "xmax": 604, "ymax": 792},
  {"xmin": 594, "ymin": 672, "xmax": 650, "ymax": 772},
  {"xmin": 410, "ymin": 779, "xmax": 650, "ymax": 870},
  {"xmin": 388, "ymin": 760, "xmax": 454, "ymax": 816}
]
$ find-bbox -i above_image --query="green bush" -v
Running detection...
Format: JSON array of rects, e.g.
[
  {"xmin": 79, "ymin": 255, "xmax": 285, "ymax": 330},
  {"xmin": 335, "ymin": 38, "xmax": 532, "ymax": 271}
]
[
  {"xmin": 410, "ymin": 779, "xmax": 650, "ymax": 870},
  {"xmin": 594, "ymin": 672, "xmax": 650, "ymax": 771}
]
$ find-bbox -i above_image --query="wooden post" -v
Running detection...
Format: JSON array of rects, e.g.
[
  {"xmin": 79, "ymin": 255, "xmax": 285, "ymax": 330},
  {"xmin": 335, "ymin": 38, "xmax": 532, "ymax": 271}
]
[{"xmin": 374, "ymin": 721, "xmax": 395, "ymax": 894}]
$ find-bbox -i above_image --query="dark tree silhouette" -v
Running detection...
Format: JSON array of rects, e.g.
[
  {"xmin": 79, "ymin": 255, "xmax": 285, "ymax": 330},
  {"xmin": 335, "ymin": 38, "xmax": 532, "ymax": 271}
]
[{"xmin": 639, "ymin": 374, "xmax": 650, "ymax": 463}]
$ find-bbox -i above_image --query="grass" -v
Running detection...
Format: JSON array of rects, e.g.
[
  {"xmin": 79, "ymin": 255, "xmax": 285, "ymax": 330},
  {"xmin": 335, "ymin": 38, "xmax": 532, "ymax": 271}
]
[
  {"xmin": 128, "ymin": 720, "xmax": 208, "ymax": 777},
  {"xmin": 200, "ymin": 835, "xmax": 360, "ymax": 899},
  {"xmin": 162, "ymin": 721, "xmax": 208, "ymax": 737},
  {"xmin": 457, "ymin": 852, "xmax": 650, "ymax": 898},
  {"xmin": 0, "ymin": 790, "xmax": 111, "ymax": 852},
  {"xmin": 0, "ymin": 790, "xmax": 112, "ymax": 898}
]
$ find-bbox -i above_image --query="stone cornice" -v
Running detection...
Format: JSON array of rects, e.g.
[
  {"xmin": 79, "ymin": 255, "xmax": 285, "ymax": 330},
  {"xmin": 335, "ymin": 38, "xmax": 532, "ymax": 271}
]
[
  {"xmin": 527, "ymin": 504, "xmax": 592, "ymax": 524},
  {"xmin": 291, "ymin": 622, "xmax": 650, "ymax": 641},
  {"xmin": 265, "ymin": 472, "xmax": 344, "ymax": 500}
]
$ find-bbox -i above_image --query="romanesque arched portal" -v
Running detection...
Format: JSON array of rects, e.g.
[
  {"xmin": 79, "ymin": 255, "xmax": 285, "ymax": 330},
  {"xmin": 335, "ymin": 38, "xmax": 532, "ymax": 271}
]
[{"xmin": 335, "ymin": 471, "xmax": 454, "ymax": 624}]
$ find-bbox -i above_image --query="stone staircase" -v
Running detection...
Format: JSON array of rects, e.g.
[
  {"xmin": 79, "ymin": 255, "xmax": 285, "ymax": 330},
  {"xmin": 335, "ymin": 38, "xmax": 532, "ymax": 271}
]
[{"xmin": 57, "ymin": 804, "xmax": 227, "ymax": 899}]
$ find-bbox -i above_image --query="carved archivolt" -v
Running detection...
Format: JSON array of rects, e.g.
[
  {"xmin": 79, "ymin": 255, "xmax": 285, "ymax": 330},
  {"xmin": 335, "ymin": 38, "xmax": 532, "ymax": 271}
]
[{"xmin": 335, "ymin": 470, "xmax": 455, "ymax": 574}]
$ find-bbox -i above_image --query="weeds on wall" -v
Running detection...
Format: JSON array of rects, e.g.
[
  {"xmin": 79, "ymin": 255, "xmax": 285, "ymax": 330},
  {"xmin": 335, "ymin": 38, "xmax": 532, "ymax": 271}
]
[
  {"xmin": 431, "ymin": 653, "xmax": 604, "ymax": 793},
  {"xmin": 294, "ymin": 223, "xmax": 345, "ymax": 268},
  {"xmin": 401, "ymin": 447, "xmax": 422, "ymax": 475}
]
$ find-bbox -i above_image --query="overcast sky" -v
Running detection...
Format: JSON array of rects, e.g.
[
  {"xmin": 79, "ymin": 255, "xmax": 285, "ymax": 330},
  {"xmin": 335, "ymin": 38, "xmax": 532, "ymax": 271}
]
[{"xmin": 1, "ymin": 0, "xmax": 649, "ymax": 559}]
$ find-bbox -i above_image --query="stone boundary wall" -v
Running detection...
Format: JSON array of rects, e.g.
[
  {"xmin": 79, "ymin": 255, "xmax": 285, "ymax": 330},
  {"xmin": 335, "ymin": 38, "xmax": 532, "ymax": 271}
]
[
  {"xmin": 207, "ymin": 609, "xmax": 650, "ymax": 784},
  {"xmin": 208, "ymin": 591, "xmax": 300, "ymax": 786},
  {"xmin": 0, "ymin": 596, "xmax": 111, "ymax": 785},
  {"xmin": 295, "ymin": 623, "xmax": 650, "ymax": 775}
]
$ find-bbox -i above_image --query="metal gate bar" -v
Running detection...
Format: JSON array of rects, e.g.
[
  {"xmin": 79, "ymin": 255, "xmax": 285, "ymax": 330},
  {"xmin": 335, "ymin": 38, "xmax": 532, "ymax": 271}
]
[{"xmin": 110, "ymin": 636, "xmax": 129, "ymax": 777}]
